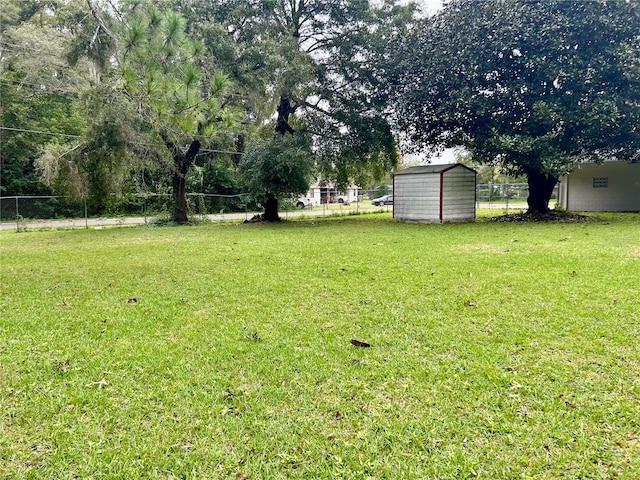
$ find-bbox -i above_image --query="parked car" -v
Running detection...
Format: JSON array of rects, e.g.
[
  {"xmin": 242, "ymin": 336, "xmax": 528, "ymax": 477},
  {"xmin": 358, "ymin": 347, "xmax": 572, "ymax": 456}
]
[
  {"xmin": 371, "ymin": 194, "xmax": 393, "ymax": 206},
  {"xmin": 296, "ymin": 197, "xmax": 314, "ymax": 209}
]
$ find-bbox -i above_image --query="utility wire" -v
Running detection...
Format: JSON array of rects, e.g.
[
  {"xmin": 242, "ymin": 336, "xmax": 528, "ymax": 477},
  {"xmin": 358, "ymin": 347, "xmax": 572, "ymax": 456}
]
[
  {"xmin": 0, "ymin": 78, "xmax": 88, "ymax": 91},
  {"xmin": 200, "ymin": 148, "xmax": 244, "ymax": 156},
  {"xmin": 0, "ymin": 126, "xmax": 244, "ymax": 155},
  {"xmin": 1, "ymin": 41, "xmax": 70, "ymax": 57},
  {"xmin": 0, "ymin": 126, "xmax": 83, "ymax": 138}
]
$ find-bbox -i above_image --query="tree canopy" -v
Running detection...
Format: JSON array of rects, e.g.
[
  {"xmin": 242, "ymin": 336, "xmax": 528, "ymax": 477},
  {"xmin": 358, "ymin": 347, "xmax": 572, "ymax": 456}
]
[
  {"xmin": 240, "ymin": 132, "xmax": 315, "ymax": 221},
  {"xmin": 0, "ymin": 1, "xmax": 90, "ymax": 197},
  {"xmin": 2, "ymin": 0, "xmax": 417, "ymax": 221},
  {"xmin": 28, "ymin": 2, "xmax": 240, "ymax": 221},
  {"xmin": 114, "ymin": 5, "xmax": 238, "ymax": 222},
  {"xmin": 393, "ymin": 0, "xmax": 640, "ymax": 213},
  {"xmin": 7, "ymin": 0, "xmax": 638, "ymax": 219},
  {"xmin": 172, "ymin": 0, "xmax": 416, "ymax": 219}
]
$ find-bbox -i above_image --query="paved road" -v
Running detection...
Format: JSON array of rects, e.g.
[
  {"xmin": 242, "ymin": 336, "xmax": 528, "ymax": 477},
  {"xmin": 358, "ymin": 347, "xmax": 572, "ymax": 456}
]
[{"xmin": 0, "ymin": 204, "xmax": 388, "ymax": 231}]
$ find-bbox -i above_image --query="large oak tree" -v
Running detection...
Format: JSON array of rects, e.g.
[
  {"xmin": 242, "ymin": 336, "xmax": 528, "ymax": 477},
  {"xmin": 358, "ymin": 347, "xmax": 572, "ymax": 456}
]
[{"xmin": 393, "ymin": 0, "xmax": 640, "ymax": 213}]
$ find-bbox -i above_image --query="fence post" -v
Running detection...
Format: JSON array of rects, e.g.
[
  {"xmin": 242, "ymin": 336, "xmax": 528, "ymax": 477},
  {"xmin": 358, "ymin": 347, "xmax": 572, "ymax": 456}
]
[
  {"xmin": 85, "ymin": 199, "xmax": 88, "ymax": 229},
  {"xmin": 15, "ymin": 197, "xmax": 19, "ymax": 232}
]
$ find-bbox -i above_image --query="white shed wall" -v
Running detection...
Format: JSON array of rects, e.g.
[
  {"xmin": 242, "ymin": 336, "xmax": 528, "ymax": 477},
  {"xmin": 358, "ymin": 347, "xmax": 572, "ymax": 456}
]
[
  {"xmin": 442, "ymin": 168, "xmax": 476, "ymax": 222},
  {"xmin": 560, "ymin": 162, "xmax": 640, "ymax": 212},
  {"xmin": 394, "ymin": 165, "xmax": 476, "ymax": 223},
  {"xmin": 394, "ymin": 174, "xmax": 441, "ymax": 222}
]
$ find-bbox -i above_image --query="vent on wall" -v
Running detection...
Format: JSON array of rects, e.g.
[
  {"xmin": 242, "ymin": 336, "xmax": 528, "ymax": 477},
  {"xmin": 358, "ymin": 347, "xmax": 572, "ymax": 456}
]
[{"xmin": 592, "ymin": 177, "xmax": 608, "ymax": 188}]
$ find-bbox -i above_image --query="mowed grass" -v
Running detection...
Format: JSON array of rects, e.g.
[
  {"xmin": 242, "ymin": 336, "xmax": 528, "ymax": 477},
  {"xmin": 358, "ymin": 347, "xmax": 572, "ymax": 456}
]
[{"xmin": 1, "ymin": 212, "xmax": 639, "ymax": 479}]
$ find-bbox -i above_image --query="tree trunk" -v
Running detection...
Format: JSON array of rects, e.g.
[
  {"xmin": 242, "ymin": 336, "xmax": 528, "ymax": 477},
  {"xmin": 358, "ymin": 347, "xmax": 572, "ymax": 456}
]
[
  {"xmin": 525, "ymin": 169, "xmax": 558, "ymax": 214},
  {"xmin": 172, "ymin": 171, "xmax": 189, "ymax": 223},
  {"xmin": 275, "ymin": 97, "xmax": 296, "ymax": 136},
  {"xmin": 262, "ymin": 96, "xmax": 296, "ymax": 220},
  {"xmin": 233, "ymin": 135, "xmax": 245, "ymax": 167},
  {"xmin": 167, "ymin": 139, "xmax": 200, "ymax": 223},
  {"xmin": 263, "ymin": 193, "xmax": 280, "ymax": 222}
]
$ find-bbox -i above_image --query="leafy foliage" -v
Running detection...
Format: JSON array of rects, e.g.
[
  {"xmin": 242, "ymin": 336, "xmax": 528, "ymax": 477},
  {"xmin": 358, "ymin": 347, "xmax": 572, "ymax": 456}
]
[
  {"xmin": 115, "ymin": 5, "xmax": 239, "ymax": 221},
  {"xmin": 173, "ymin": 0, "xmax": 414, "ymax": 202},
  {"xmin": 240, "ymin": 133, "xmax": 315, "ymax": 201},
  {"xmin": 1, "ymin": 1, "xmax": 94, "ymax": 197},
  {"xmin": 117, "ymin": 7, "xmax": 235, "ymax": 142},
  {"xmin": 1, "ymin": 85, "xmax": 84, "ymax": 196},
  {"xmin": 2, "ymin": 1, "xmax": 417, "ymax": 219},
  {"xmin": 393, "ymin": 0, "xmax": 640, "ymax": 212}
]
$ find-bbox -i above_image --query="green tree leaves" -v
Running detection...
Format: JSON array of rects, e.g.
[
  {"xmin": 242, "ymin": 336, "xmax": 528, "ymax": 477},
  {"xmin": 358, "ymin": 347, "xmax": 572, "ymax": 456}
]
[
  {"xmin": 114, "ymin": 6, "xmax": 238, "ymax": 222},
  {"xmin": 176, "ymin": 0, "xmax": 413, "ymax": 212},
  {"xmin": 393, "ymin": 0, "xmax": 640, "ymax": 212},
  {"xmin": 240, "ymin": 133, "xmax": 315, "ymax": 220}
]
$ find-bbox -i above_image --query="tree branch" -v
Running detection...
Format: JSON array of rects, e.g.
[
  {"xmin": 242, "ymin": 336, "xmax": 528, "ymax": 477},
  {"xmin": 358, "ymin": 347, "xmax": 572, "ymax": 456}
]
[{"xmin": 86, "ymin": 0, "xmax": 119, "ymax": 60}]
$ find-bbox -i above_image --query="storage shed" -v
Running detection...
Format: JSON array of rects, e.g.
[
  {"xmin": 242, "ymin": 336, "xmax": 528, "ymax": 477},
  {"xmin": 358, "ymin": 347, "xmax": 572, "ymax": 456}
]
[
  {"xmin": 558, "ymin": 161, "xmax": 640, "ymax": 212},
  {"xmin": 393, "ymin": 164, "xmax": 477, "ymax": 223}
]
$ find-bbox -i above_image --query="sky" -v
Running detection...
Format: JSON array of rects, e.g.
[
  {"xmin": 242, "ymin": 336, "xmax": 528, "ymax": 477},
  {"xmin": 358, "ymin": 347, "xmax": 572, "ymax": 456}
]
[
  {"xmin": 420, "ymin": 0, "xmax": 444, "ymax": 15},
  {"xmin": 405, "ymin": 149, "xmax": 457, "ymax": 166},
  {"xmin": 406, "ymin": 0, "xmax": 457, "ymax": 164}
]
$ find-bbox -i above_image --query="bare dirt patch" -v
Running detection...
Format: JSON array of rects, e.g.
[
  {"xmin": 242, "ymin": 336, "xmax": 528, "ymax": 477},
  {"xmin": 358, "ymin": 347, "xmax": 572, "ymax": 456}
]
[
  {"xmin": 485, "ymin": 211, "xmax": 591, "ymax": 223},
  {"xmin": 457, "ymin": 244, "xmax": 510, "ymax": 254},
  {"xmin": 625, "ymin": 246, "xmax": 640, "ymax": 258}
]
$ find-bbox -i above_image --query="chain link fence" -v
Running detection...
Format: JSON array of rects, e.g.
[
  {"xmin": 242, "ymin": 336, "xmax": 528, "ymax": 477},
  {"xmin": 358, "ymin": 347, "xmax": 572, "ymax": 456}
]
[
  {"xmin": 0, "ymin": 192, "xmax": 386, "ymax": 231},
  {"xmin": 0, "ymin": 193, "xmax": 255, "ymax": 231},
  {"xmin": 476, "ymin": 182, "xmax": 558, "ymax": 210},
  {"xmin": 1, "ymin": 183, "xmax": 554, "ymax": 231},
  {"xmin": 476, "ymin": 182, "xmax": 529, "ymax": 210}
]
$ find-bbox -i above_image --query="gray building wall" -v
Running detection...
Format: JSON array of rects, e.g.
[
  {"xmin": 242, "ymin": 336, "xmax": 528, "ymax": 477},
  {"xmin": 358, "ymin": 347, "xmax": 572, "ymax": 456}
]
[{"xmin": 559, "ymin": 162, "xmax": 640, "ymax": 212}]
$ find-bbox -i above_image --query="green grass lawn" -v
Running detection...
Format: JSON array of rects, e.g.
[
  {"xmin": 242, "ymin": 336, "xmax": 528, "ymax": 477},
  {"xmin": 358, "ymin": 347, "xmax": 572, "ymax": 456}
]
[{"xmin": 1, "ymin": 212, "xmax": 639, "ymax": 479}]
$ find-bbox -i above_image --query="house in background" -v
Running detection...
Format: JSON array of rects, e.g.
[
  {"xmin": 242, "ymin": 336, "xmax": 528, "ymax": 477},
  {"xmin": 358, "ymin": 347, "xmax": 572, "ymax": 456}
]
[
  {"xmin": 303, "ymin": 182, "xmax": 359, "ymax": 205},
  {"xmin": 393, "ymin": 164, "xmax": 477, "ymax": 223},
  {"xmin": 558, "ymin": 161, "xmax": 640, "ymax": 212}
]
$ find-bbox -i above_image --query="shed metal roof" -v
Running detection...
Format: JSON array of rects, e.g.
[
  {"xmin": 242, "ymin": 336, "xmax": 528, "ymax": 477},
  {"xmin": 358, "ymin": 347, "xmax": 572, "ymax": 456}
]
[{"xmin": 394, "ymin": 163, "xmax": 476, "ymax": 176}]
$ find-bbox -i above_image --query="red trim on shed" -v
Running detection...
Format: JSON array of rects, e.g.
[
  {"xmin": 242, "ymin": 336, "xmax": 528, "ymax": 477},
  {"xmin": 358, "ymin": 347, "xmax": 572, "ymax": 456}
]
[
  {"xmin": 437, "ymin": 164, "xmax": 469, "ymax": 223},
  {"xmin": 392, "ymin": 174, "xmax": 396, "ymax": 219},
  {"xmin": 439, "ymin": 170, "xmax": 444, "ymax": 223}
]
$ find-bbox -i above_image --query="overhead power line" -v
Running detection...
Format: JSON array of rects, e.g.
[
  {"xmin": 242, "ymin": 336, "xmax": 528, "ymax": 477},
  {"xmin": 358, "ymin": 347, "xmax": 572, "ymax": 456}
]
[
  {"xmin": 200, "ymin": 148, "xmax": 244, "ymax": 156},
  {"xmin": 0, "ymin": 78, "xmax": 87, "ymax": 93},
  {"xmin": 0, "ymin": 126, "xmax": 82, "ymax": 138},
  {"xmin": 0, "ymin": 126, "xmax": 244, "ymax": 155}
]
